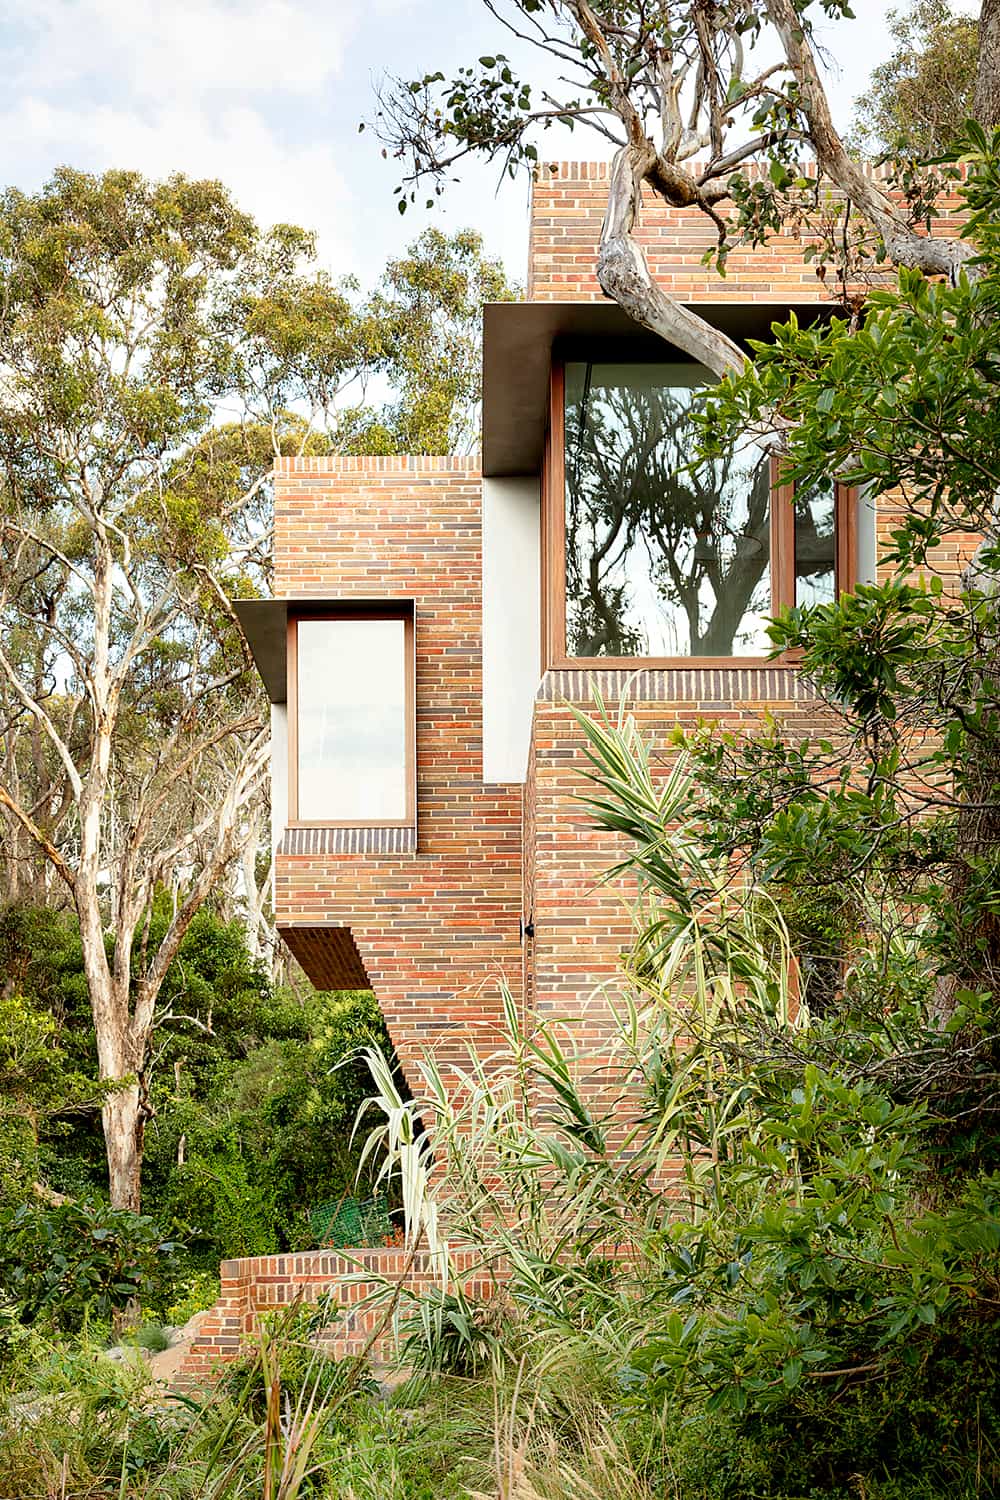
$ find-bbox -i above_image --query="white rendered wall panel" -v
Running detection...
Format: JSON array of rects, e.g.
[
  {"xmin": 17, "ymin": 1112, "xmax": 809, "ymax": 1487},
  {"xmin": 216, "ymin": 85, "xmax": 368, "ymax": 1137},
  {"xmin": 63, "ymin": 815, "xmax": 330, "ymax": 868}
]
[{"xmin": 482, "ymin": 476, "xmax": 541, "ymax": 784}]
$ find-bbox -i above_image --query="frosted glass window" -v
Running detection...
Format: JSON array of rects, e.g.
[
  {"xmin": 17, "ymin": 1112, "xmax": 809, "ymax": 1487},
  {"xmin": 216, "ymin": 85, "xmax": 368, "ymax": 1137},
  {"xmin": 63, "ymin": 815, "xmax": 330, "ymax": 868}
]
[
  {"xmin": 295, "ymin": 616, "xmax": 409, "ymax": 823},
  {"xmin": 564, "ymin": 361, "xmax": 772, "ymax": 658}
]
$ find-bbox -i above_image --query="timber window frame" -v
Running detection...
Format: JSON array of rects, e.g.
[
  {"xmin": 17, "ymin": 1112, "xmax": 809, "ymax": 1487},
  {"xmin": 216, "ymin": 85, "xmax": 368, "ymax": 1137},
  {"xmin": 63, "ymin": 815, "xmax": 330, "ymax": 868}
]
[
  {"xmin": 542, "ymin": 356, "xmax": 857, "ymax": 669},
  {"xmin": 286, "ymin": 607, "xmax": 416, "ymax": 828}
]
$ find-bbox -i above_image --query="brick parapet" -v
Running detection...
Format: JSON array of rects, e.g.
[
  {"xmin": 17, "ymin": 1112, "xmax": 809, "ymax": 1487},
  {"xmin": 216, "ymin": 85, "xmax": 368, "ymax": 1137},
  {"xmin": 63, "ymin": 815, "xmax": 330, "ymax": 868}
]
[
  {"xmin": 178, "ymin": 1247, "xmax": 503, "ymax": 1385},
  {"xmin": 273, "ymin": 459, "xmax": 523, "ymax": 1096},
  {"xmin": 526, "ymin": 160, "xmax": 967, "ymax": 303}
]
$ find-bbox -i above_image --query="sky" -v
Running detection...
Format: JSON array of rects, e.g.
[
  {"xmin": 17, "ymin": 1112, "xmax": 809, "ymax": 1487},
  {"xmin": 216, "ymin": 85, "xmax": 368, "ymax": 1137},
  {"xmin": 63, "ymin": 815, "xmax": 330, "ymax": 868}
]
[{"xmin": 0, "ymin": 0, "xmax": 965, "ymax": 290}]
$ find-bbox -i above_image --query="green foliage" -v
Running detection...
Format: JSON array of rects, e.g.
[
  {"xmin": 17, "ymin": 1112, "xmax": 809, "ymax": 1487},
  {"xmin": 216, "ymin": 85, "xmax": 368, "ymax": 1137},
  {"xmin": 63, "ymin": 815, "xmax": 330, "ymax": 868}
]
[
  {"xmin": 0, "ymin": 1200, "xmax": 181, "ymax": 1332},
  {"xmin": 689, "ymin": 136, "xmax": 1000, "ymax": 1040},
  {"xmin": 133, "ymin": 1321, "xmax": 171, "ymax": 1352},
  {"xmin": 0, "ymin": 986, "xmax": 101, "ymax": 1203},
  {"xmin": 0, "ymin": 1309, "xmax": 397, "ymax": 1500},
  {"xmin": 358, "ymin": 688, "xmax": 1000, "ymax": 1497},
  {"xmin": 700, "ymin": 127, "xmax": 1000, "ymax": 576},
  {"xmin": 397, "ymin": 1284, "xmax": 511, "ymax": 1376},
  {"xmin": 165, "ymin": 1270, "xmax": 221, "ymax": 1327},
  {"xmin": 851, "ymin": 0, "xmax": 979, "ymax": 156},
  {"xmin": 339, "ymin": 226, "xmax": 519, "ymax": 455},
  {"xmin": 145, "ymin": 986, "xmax": 393, "ymax": 1263},
  {"xmin": 219, "ymin": 1304, "xmax": 378, "ymax": 1417},
  {"xmin": 0, "ymin": 901, "xmax": 395, "ymax": 1271}
]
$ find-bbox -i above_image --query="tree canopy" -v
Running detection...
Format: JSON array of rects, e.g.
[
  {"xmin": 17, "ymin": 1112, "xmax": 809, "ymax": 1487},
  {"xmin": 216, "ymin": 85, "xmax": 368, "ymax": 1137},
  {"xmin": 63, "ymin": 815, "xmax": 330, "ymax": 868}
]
[
  {"xmin": 851, "ymin": 0, "xmax": 980, "ymax": 156},
  {"xmin": 373, "ymin": 0, "xmax": 998, "ymax": 378},
  {"xmin": 0, "ymin": 167, "xmax": 516, "ymax": 1211}
]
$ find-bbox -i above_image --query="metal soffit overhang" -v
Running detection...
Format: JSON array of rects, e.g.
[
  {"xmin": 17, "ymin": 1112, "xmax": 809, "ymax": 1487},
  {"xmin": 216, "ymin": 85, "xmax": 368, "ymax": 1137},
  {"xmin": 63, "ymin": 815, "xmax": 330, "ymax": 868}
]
[
  {"xmin": 233, "ymin": 597, "xmax": 416, "ymax": 704},
  {"xmin": 481, "ymin": 299, "xmax": 834, "ymax": 478}
]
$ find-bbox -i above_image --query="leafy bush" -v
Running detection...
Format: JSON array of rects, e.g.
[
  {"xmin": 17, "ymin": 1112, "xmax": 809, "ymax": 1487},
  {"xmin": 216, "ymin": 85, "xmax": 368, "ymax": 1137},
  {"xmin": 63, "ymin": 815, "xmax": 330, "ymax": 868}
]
[
  {"xmin": 165, "ymin": 1268, "xmax": 220, "ymax": 1326},
  {"xmin": 0, "ymin": 901, "xmax": 397, "ymax": 1265},
  {"xmin": 133, "ymin": 1321, "xmax": 171, "ymax": 1352},
  {"xmin": 398, "ymin": 1284, "xmax": 513, "ymax": 1375},
  {"xmin": 0, "ymin": 1200, "xmax": 182, "ymax": 1331},
  {"xmin": 358, "ymin": 695, "xmax": 1000, "ymax": 1498},
  {"xmin": 0, "ymin": 989, "xmax": 102, "ymax": 1206},
  {"xmin": 146, "ymin": 987, "xmax": 396, "ymax": 1263},
  {"xmin": 220, "ymin": 1304, "xmax": 379, "ymax": 1419}
]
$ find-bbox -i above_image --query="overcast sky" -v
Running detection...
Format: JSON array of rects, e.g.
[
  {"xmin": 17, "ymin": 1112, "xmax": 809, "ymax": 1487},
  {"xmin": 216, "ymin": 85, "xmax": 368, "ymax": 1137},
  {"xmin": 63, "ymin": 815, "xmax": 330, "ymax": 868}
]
[{"xmin": 0, "ymin": 0, "xmax": 962, "ymax": 288}]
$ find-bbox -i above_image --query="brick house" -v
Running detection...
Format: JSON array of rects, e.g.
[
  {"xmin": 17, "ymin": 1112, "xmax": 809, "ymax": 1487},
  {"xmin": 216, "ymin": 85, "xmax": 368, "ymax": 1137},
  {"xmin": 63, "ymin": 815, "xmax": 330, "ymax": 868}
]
[{"xmin": 180, "ymin": 163, "xmax": 970, "ymax": 1378}]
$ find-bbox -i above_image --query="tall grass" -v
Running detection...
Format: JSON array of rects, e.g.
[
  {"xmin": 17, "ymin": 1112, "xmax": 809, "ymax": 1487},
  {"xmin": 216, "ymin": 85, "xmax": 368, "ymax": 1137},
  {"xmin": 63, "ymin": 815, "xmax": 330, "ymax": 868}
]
[{"xmin": 353, "ymin": 694, "xmax": 807, "ymax": 1375}]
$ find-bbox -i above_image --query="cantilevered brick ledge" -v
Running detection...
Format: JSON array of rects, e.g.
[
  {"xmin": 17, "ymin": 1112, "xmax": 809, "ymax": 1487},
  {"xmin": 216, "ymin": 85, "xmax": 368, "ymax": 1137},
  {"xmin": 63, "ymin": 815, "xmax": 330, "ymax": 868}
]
[{"xmin": 177, "ymin": 1246, "xmax": 499, "ymax": 1385}]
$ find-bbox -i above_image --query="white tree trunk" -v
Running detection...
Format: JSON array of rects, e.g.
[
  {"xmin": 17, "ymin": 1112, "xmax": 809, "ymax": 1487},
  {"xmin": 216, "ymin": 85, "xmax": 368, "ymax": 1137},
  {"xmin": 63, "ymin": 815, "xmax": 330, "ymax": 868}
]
[{"xmin": 102, "ymin": 1082, "xmax": 145, "ymax": 1213}]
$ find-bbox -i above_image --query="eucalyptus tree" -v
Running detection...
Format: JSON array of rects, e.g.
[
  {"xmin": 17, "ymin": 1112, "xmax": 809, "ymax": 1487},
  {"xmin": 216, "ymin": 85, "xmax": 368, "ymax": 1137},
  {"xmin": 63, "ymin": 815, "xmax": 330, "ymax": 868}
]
[
  {"xmin": 345, "ymin": 226, "xmax": 519, "ymax": 455},
  {"xmin": 851, "ymin": 0, "xmax": 979, "ymax": 156},
  {"xmin": 0, "ymin": 169, "xmax": 364, "ymax": 1210},
  {"xmin": 373, "ymin": 0, "xmax": 999, "ymax": 378}
]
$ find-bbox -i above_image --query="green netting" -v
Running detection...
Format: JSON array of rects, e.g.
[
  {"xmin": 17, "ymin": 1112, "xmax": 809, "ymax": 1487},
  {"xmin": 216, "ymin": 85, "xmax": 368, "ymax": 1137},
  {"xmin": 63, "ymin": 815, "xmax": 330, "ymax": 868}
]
[{"xmin": 310, "ymin": 1193, "xmax": 392, "ymax": 1249}]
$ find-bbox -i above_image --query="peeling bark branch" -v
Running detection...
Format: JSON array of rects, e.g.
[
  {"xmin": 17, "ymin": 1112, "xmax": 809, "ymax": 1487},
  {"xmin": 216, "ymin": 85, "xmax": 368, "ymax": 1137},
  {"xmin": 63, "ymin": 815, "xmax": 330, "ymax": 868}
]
[
  {"xmin": 0, "ymin": 783, "xmax": 77, "ymax": 891},
  {"xmin": 765, "ymin": 0, "xmax": 976, "ymax": 281},
  {"xmin": 598, "ymin": 145, "xmax": 747, "ymax": 379},
  {"xmin": 0, "ymin": 640, "xmax": 83, "ymax": 800}
]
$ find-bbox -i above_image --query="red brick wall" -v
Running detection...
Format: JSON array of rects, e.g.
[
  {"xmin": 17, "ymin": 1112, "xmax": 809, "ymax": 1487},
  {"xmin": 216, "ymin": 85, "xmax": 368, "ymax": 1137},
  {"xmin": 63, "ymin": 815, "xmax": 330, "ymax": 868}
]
[
  {"xmin": 179, "ymin": 1246, "xmax": 504, "ymax": 1383},
  {"xmin": 273, "ymin": 456, "xmax": 523, "ymax": 1097},
  {"xmin": 526, "ymin": 159, "xmax": 967, "ymax": 303},
  {"xmin": 523, "ymin": 669, "xmax": 840, "ymax": 1123}
]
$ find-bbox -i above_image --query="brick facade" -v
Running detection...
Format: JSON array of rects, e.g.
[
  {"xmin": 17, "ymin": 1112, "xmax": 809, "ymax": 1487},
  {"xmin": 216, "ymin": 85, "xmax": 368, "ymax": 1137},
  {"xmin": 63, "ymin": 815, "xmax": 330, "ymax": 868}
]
[
  {"xmin": 526, "ymin": 671, "xmax": 834, "ymax": 1043},
  {"xmin": 526, "ymin": 159, "xmax": 967, "ymax": 303},
  {"xmin": 273, "ymin": 456, "xmax": 523, "ymax": 1096},
  {"xmin": 191, "ymin": 163, "xmax": 974, "ymax": 1384}
]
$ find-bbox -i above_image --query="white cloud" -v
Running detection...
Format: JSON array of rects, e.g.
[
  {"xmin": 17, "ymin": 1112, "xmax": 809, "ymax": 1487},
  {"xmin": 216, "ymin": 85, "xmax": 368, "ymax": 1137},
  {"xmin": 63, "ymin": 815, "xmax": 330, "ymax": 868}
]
[
  {"xmin": 7, "ymin": 94, "xmax": 354, "ymax": 266},
  {"xmin": 10, "ymin": 0, "xmax": 370, "ymax": 99},
  {"xmin": 0, "ymin": 0, "xmax": 907, "ymax": 287},
  {"xmin": 1, "ymin": 0, "xmax": 433, "ymax": 271}
]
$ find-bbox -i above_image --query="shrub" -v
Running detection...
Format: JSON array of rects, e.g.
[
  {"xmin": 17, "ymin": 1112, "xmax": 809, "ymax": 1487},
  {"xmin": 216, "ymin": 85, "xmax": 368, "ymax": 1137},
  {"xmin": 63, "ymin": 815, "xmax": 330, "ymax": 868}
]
[{"xmin": 0, "ymin": 1200, "xmax": 182, "ymax": 1331}]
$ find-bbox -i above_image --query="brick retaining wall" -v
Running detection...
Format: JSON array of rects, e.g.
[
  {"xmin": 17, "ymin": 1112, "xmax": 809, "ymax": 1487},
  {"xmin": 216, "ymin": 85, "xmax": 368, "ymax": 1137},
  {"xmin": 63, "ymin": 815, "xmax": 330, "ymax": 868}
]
[{"xmin": 178, "ymin": 1246, "xmax": 501, "ymax": 1385}]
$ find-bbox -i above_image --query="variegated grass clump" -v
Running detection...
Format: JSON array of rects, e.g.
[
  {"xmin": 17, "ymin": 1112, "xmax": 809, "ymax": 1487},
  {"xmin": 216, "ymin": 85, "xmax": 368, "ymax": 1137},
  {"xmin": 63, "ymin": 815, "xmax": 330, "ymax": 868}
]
[{"xmin": 351, "ymin": 694, "xmax": 806, "ymax": 1372}]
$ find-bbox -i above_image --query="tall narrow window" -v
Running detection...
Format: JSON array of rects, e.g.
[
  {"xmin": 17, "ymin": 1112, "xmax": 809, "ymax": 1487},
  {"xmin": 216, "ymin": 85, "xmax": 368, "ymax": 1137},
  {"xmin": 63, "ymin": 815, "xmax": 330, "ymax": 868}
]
[
  {"xmin": 289, "ymin": 611, "xmax": 414, "ymax": 825},
  {"xmin": 562, "ymin": 360, "xmax": 772, "ymax": 659},
  {"xmin": 795, "ymin": 477, "xmax": 836, "ymax": 608}
]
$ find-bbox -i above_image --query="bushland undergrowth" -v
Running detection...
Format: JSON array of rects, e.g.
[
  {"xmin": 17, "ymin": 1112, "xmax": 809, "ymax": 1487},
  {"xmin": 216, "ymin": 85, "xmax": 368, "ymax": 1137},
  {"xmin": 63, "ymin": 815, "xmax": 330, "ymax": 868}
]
[{"xmin": 353, "ymin": 692, "xmax": 1000, "ymax": 1499}]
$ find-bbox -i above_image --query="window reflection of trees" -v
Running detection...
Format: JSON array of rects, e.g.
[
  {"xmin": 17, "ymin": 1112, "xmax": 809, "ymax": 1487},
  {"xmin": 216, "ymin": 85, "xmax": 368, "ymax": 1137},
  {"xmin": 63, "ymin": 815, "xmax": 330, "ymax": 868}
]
[
  {"xmin": 565, "ymin": 372, "xmax": 773, "ymax": 658},
  {"xmin": 795, "ymin": 478, "xmax": 836, "ymax": 608}
]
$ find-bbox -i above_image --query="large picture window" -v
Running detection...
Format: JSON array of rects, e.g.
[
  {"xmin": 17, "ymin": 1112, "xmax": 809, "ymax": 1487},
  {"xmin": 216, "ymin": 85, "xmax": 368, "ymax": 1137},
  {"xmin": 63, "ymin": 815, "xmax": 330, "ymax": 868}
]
[
  {"xmin": 288, "ymin": 610, "xmax": 415, "ymax": 825},
  {"xmin": 544, "ymin": 358, "xmax": 857, "ymax": 665}
]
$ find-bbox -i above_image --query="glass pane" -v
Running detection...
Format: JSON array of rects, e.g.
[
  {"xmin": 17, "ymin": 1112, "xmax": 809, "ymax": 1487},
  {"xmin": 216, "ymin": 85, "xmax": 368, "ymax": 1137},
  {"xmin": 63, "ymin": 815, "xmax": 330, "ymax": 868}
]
[
  {"xmin": 296, "ymin": 617, "xmax": 408, "ymax": 822},
  {"xmin": 564, "ymin": 362, "xmax": 772, "ymax": 658},
  {"xmin": 795, "ymin": 478, "xmax": 836, "ymax": 607}
]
